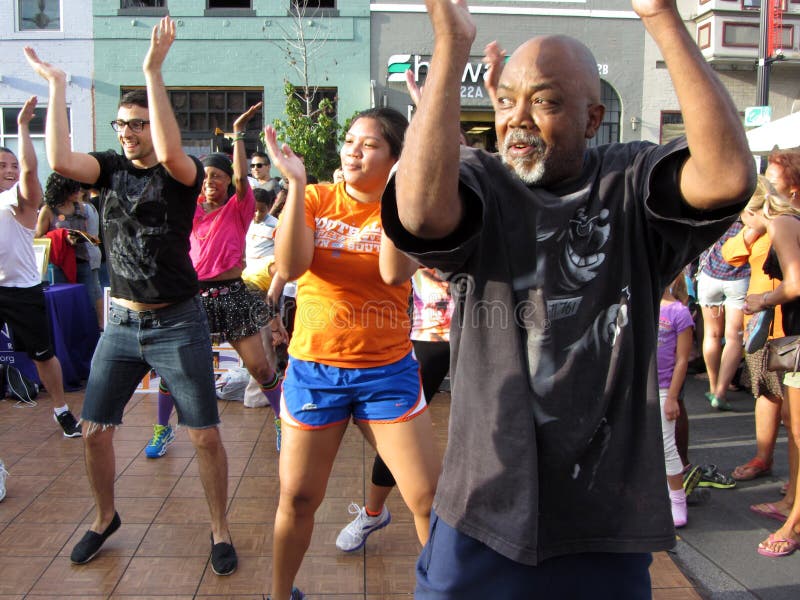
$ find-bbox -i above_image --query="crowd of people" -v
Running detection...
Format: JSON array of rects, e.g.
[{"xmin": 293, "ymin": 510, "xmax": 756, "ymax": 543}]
[{"xmin": 2, "ymin": 0, "xmax": 800, "ymax": 597}]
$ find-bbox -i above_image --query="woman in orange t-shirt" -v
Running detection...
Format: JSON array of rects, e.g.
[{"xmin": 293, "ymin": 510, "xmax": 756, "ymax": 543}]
[{"xmin": 264, "ymin": 108, "xmax": 439, "ymax": 600}]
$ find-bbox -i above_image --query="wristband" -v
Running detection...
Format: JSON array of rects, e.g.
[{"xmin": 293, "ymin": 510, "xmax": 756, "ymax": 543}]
[{"xmin": 232, "ymin": 132, "xmax": 246, "ymax": 142}]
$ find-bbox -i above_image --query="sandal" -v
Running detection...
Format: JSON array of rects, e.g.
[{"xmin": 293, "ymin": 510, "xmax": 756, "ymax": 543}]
[
  {"xmin": 749, "ymin": 502, "xmax": 789, "ymax": 523},
  {"xmin": 757, "ymin": 533, "xmax": 800, "ymax": 557},
  {"xmin": 731, "ymin": 457, "xmax": 772, "ymax": 481}
]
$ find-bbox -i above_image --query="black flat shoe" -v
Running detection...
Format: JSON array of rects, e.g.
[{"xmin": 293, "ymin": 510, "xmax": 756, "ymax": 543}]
[
  {"xmin": 70, "ymin": 512, "xmax": 121, "ymax": 564},
  {"xmin": 210, "ymin": 532, "xmax": 237, "ymax": 576}
]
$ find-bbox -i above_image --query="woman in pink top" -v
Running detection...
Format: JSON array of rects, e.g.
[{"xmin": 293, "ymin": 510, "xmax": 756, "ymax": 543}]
[{"xmin": 145, "ymin": 103, "xmax": 282, "ymax": 459}]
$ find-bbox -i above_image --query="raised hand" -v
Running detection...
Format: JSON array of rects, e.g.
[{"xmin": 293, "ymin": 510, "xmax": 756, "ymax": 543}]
[
  {"xmin": 233, "ymin": 102, "xmax": 263, "ymax": 132},
  {"xmin": 23, "ymin": 47, "xmax": 66, "ymax": 84},
  {"xmin": 143, "ymin": 16, "xmax": 176, "ymax": 74},
  {"xmin": 17, "ymin": 96, "xmax": 38, "ymax": 127},
  {"xmin": 405, "ymin": 69, "xmax": 423, "ymax": 107},
  {"xmin": 482, "ymin": 41, "xmax": 506, "ymax": 108},
  {"xmin": 425, "ymin": 0, "xmax": 476, "ymax": 49},
  {"xmin": 631, "ymin": 0, "xmax": 676, "ymax": 19},
  {"xmin": 263, "ymin": 126, "xmax": 306, "ymax": 184}
]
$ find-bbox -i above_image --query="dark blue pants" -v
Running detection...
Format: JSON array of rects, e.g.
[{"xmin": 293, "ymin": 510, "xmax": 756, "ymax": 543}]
[{"xmin": 416, "ymin": 510, "xmax": 652, "ymax": 600}]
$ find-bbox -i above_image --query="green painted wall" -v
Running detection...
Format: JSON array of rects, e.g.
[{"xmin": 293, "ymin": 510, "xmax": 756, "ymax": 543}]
[{"xmin": 92, "ymin": 0, "xmax": 371, "ymax": 154}]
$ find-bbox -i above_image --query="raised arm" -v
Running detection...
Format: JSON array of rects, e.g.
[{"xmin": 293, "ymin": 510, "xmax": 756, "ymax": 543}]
[
  {"xmin": 15, "ymin": 97, "xmax": 43, "ymax": 213},
  {"xmin": 231, "ymin": 102, "xmax": 262, "ymax": 201},
  {"xmin": 24, "ymin": 49, "xmax": 100, "ymax": 185},
  {"xmin": 142, "ymin": 17, "xmax": 196, "ymax": 186},
  {"xmin": 263, "ymin": 126, "xmax": 313, "ymax": 281},
  {"xmin": 394, "ymin": 0, "xmax": 476, "ymax": 239},
  {"xmin": 634, "ymin": 0, "xmax": 755, "ymax": 209},
  {"xmin": 379, "ymin": 230, "xmax": 420, "ymax": 285}
]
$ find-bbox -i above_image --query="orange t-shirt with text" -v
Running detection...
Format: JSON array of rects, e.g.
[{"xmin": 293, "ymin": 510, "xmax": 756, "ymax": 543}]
[{"xmin": 287, "ymin": 182, "xmax": 412, "ymax": 367}]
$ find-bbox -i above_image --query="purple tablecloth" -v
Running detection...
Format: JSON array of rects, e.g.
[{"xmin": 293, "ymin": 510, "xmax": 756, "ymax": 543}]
[{"xmin": 2, "ymin": 284, "xmax": 99, "ymax": 391}]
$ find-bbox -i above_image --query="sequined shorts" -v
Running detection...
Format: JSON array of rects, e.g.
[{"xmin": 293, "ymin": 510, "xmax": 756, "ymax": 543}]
[{"xmin": 198, "ymin": 278, "xmax": 277, "ymax": 342}]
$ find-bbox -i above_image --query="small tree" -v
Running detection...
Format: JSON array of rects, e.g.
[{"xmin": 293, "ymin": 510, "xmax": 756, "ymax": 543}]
[
  {"xmin": 272, "ymin": 82, "xmax": 342, "ymax": 182},
  {"xmin": 266, "ymin": 2, "xmax": 345, "ymax": 182}
]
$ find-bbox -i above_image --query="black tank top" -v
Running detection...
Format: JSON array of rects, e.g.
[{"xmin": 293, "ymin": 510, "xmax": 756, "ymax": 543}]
[{"xmin": 764, "ymin": 244, "xmax": 800, "ymax": 335}]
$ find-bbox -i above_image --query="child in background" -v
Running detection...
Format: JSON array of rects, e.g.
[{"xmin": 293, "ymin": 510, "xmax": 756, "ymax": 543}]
[{"xmin": 658, "ymin": 273, "xmax": 695, "ymax": 528}]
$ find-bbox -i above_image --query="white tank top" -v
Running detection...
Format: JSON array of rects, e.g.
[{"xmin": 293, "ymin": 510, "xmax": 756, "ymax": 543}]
[{"xmin": 0, "ymin": 184, "xmax": 40, "ymax": 287}]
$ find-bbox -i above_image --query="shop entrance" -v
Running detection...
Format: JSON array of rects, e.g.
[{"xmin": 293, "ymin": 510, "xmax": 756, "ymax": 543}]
[{"xmin": 461, "ymin": 110, "xmax": 496, "ymax": 152}]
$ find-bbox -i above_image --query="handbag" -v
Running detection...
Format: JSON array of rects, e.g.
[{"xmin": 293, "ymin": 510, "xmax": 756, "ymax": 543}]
[
  {"xmin": 744, "ymin": 306, "xmax": 774, "ymax": 354},
  {"xmin": 766, "ymin": 335, "xmax": 800, "ymax": 372}
]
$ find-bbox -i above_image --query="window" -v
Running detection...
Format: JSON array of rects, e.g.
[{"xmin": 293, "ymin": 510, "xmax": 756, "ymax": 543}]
[
  {"xmin": 723, "ymin": 22, "xmax": 760, "ymax": 46},
  {"xmin": 292, "ymin": 87, "xmax": 338, "ymax": 120},
  {"xmin": 122, "ymin": 87, "xmax": 264, "ymax": 156},
  {"xmin": 204, "ymin": 0, "xmax": 254, "ymax": 16},
  {"xmin": 697, "ymin": 22, "xmax": 712, "ymax": 49},
  {"xmin": 1, "ymin": 105, "xmax": 70, "ymax": 185},
  {"xmin": 18, "ymin": 0, "xmax": 60, "ymax": 31},
  {"xmin": 207, "ymin": 0, "xmax": 250, "ymax": 7},
  {"xmin": 121, "ymin": 0, "xmax": 165, "ymax": 7},
  {"xmin": 660, "ymin": 112, "xmax": 684, "ymax": 144},
  {"xmin": 587, "ymin": 81, "xmax": 620, "ymax": 147},
  {"xmin": 118, "ymin": 0, "xmax": 167, "ymax": 16},
  {"xmin": 293, "ymin": 0, "xmax": 336, "ymax": 9},
  {"xmin": 722, "ymin": 22, "xmax": 792, "ymax": 48}
]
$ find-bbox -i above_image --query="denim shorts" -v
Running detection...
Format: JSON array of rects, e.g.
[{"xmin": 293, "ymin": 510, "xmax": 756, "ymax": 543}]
[
  {"xmin": 81, "ymin": 296, "xmax": 219, "ymax": 428},
  {"xmin": 696, "ymin": 272, "xmax": 748, "ymax": 309},
  {"xmin": 280, "ymin": 351, "xmax": 426, "ymax": 430}
]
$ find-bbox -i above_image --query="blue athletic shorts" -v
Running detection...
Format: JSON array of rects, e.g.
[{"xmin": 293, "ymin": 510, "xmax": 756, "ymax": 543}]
[
  {"xmin": 416, "ymin": 509, "xmax": 653, "ymax": 599},
  {"xmin": 280, "ymin": 350, "xmax": 426, "ymax": 430}
]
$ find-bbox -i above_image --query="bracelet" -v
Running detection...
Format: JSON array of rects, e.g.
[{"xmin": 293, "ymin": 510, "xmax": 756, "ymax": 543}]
[
  {"xmin": 232, "ymin": 132, "xmax": 246, "ymax": 142},
  {"xmin": 763, "ymin": 292, "xmax": 772, "ymax": 308}
]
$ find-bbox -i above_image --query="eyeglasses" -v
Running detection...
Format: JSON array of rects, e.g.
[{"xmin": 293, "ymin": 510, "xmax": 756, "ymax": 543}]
[
  {"xmin": 110, "ymin": 119, "xmax": 150, "ymax": 133},
  {"xmin": 250, "ymin": 163, "xmax": 266, "ymax": 169}
]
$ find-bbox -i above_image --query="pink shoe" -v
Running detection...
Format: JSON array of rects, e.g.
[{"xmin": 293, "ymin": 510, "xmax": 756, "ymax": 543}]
[
  {"xmin": 757, "ymin": 533, "xmax": 800, "ymax": 557},
  {"xmin": 670, "ymin": 489, "xmax": 687, "ymax": 528}
]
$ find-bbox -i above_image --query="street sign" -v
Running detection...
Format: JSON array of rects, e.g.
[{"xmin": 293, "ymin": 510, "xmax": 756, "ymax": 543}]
[{"xmin": 745, "ymin": 106, "xmax": 772, "ymax": 127}]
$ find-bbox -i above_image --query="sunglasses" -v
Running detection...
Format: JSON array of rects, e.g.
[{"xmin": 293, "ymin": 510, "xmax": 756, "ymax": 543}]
[
  {"xmin": 250, "ymin": 163, "xmax": 267, "ymax": 169},
  {"xmin": 110, "ymin": 119, "xmax": 150, "ymax": 133}
]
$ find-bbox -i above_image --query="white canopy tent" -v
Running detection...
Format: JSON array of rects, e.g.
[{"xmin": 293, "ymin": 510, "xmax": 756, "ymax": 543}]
[{"xmin": 746, "ymin": 111, "xmax": 800, "ymax": 154}]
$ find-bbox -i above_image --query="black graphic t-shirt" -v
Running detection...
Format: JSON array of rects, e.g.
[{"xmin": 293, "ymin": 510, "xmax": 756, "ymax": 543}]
[
  {"xmin": 383, "ymin": 139, "xmax": 744, "ymax": 565},
  {"xmin": 90, "ymin": 150, "xmax": 203, "ymax": 304}
]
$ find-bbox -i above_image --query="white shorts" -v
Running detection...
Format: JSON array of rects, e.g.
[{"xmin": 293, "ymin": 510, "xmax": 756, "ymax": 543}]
[{"xmin": 696, "ymin": 272, "xmax": 748, "ymax": 310}]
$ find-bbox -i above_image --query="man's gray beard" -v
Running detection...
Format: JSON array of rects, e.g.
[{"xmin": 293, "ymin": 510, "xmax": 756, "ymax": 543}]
[{"xmin": 501, "ymin": 153, "xmax": 547, "ymax": 186}]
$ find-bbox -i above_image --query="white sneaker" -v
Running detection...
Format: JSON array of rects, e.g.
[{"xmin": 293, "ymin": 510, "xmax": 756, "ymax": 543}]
[
  {"xmin": 335, "ymin": 502, "xmax": 391, "ymax": 552},
  {"xmin": 0, "ymin": 460, "xmax": 8, "ymax": 502}
]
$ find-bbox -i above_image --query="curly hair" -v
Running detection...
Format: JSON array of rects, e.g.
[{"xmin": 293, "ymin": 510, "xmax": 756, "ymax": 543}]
[
  {"xmin": 44, "ymin": 172, "xmax": 82, "ymax": 209},
  {"xmin": 768, "ymin": 149, "xmax": 800, "ymax": 193}
]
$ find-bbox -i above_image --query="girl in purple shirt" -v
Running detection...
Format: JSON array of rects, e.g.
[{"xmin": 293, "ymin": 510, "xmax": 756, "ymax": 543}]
[{"xmin": 657, "ymin": 274, "xmax": 695, "ymax": 528}]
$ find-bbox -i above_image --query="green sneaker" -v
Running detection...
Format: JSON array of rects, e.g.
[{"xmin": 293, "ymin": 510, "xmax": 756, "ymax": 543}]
[
  {"xmin": 683, "ymin": 464, "xmax": 702, "ymax": 497},
  {"xmin": 145, "ymin": 424, "xmax": 175, "ymax": 458},
  {"xmin": 697, "ymin": 464, "xmax": 736, "ymax": 489}
]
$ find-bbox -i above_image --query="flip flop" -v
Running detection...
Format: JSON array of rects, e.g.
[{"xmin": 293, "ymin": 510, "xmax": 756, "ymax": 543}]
[
  {"xmin": 732, "ymin": 457, "xmax": 772, "ymax": 481},
  {"xmin": 749, "ymin": 502, "xmax": 789, "ymax": 523},
  {"xmin": 757, "ymin": 533, "xmax": 800, "ymax": 557}
]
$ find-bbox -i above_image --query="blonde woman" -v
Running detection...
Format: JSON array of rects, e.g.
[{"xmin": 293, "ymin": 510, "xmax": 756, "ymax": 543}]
[{"xmin": 742, "ymin": 176, "xmax": 800, "ymax": 556}]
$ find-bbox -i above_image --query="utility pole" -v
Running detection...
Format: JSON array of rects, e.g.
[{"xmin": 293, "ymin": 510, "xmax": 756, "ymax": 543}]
[{"xmin": 756, "ymin": 0, "xmax": 784, "ymax": 106}]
